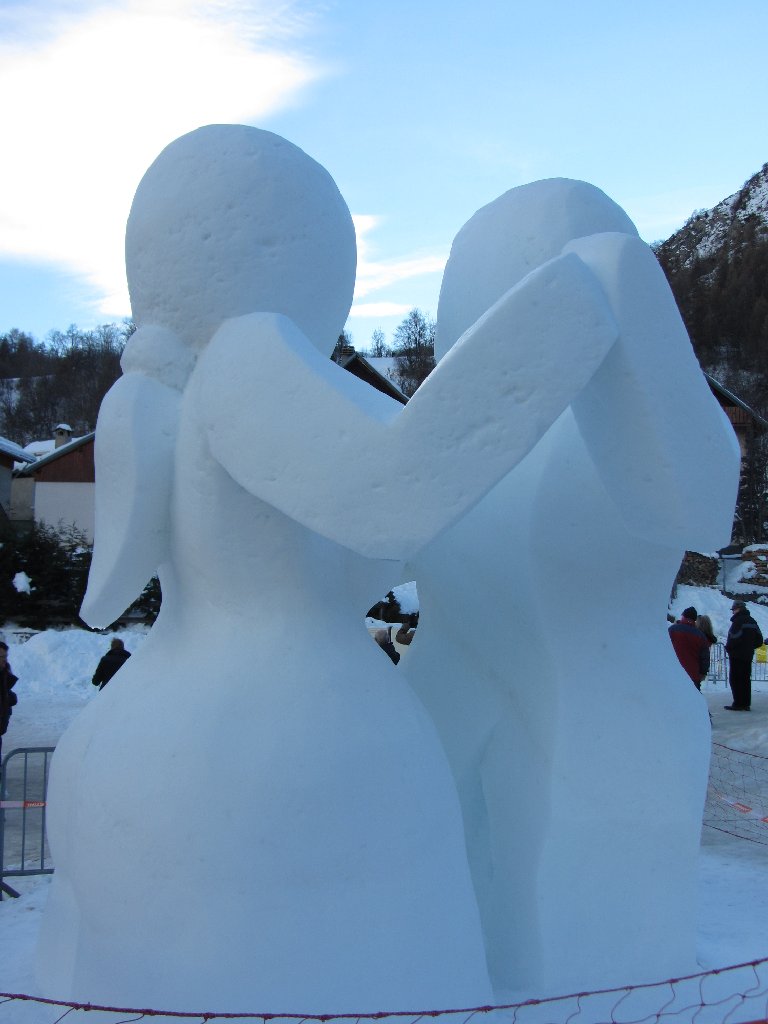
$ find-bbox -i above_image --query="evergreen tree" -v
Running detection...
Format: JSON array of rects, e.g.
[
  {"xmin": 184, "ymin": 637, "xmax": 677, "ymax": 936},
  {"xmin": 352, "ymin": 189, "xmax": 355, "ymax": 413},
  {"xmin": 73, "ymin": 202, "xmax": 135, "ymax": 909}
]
[
  {"xmin": 331, "ymin": 329, "xmax": 354, "ymax": 364},
  {"xmin": 0, "ymin": 522, "xmax": 92, "ymax": 628}
]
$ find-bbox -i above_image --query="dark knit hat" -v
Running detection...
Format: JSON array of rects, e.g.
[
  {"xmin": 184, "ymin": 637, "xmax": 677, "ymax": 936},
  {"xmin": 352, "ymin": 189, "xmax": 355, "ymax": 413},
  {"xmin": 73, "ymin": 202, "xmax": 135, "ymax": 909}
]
[
  {"xmin": 682, "ymin": 607, "xmax": 698, "ymax": 621},
  {"xmin": 731, "ymin": 601, "xmax": 746, "ymax": 612}
]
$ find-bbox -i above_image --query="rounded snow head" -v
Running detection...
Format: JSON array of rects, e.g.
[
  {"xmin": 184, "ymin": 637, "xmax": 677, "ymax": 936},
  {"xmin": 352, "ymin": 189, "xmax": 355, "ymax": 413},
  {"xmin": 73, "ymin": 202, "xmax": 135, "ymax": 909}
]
[
  {"xmin": 436, "ymin": 178, "xmax": 638, "ymax": 359},
  {"xmin": 126, "ymin": 124, "xmax": 356, "ymax": 356}
]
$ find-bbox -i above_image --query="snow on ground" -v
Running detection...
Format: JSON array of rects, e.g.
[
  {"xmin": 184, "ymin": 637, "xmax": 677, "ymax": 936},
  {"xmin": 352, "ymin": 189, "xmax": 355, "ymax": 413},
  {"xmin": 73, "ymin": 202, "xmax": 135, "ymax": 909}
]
[{"xmin": 2, "ymin": 591, "xmax": 768, "ymax": 1015}]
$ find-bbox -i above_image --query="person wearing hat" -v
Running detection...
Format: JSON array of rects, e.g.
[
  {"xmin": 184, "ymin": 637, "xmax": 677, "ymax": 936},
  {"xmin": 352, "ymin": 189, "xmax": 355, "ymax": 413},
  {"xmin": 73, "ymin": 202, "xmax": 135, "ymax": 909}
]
[
  {"xmin": 668, "ymin": 606, "xmax": 710, "ymax": 690},
  {"xmin": 0, "ymin": 641, "xmax": 19, "ymax": 772},
  {"xmin": 91, "ymin": 637, "xmax": 131, "ymax": 691},
  {"xmin": 724, "ymin": 600, "xmax": 763, "ymax": 711}
]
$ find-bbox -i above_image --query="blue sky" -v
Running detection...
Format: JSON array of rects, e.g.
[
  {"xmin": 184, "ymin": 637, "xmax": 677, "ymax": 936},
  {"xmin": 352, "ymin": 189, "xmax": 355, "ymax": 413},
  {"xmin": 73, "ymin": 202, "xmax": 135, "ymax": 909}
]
[{"xmin": 0, "ymin": 0, "xmax": 766, "ymax": 350}]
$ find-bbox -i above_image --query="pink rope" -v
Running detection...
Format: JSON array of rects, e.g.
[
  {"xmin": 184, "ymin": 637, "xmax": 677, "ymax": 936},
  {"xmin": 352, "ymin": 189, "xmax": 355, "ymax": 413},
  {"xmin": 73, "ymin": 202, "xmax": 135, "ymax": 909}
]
[{"xmin": 2, "ymin": 956, "xmax": 768, "ymax": 1020}]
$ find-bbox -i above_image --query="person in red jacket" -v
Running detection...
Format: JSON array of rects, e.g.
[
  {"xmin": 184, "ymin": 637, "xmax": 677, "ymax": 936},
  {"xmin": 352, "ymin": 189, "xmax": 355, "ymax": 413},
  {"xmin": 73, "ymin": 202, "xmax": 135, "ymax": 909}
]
[{"xmin": 669, "ymin": 606, "xmax": 710, "ymax": 690}]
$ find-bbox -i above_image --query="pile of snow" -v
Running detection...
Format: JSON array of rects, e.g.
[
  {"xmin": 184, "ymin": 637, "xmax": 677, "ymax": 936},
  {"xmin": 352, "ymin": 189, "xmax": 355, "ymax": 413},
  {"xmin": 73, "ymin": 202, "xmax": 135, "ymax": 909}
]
[
  {"xmin": 2, "ymin": 625, "xmax": 149, "ymax": 700},
  {"xmin": 392, "ymin": 580, "xmax": 418, "ymax": 614},
  {"xmin": 12, "ymin": 572, "xmax": 32, "ymax": 594}
]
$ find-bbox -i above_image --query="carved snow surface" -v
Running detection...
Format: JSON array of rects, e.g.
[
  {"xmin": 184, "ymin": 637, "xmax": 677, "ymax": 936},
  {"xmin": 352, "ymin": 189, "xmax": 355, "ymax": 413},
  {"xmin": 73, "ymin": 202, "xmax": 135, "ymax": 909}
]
[
  {"xmin": 403, "ymin": 178, "xmax": 740, "ymax": 999},
  {"xmin": 36, "ymin": 129, "xmax": 618, "ymax": 1013}
]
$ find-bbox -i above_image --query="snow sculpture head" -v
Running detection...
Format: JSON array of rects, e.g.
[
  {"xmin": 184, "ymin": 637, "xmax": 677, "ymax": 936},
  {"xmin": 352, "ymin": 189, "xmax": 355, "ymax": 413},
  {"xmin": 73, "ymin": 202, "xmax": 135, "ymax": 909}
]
[
  {"xmin": 436, "ymin": 178, "xmax": 637, "ymax": 359},
  {"xmin": 125, "ymin": 124, "xmax": 356, "ymax": 355}
]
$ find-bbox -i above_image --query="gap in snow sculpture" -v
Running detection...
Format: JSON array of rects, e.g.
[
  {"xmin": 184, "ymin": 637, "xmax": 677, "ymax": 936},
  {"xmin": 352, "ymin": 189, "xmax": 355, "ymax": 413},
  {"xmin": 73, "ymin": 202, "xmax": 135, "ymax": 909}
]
[
  {"xmin": 402, "ymin": 179, "xmax": 741, "ymax": 998},
  {"xmin": 35, "ymin": 126, "xmax": 622, "ymax": 1012}
]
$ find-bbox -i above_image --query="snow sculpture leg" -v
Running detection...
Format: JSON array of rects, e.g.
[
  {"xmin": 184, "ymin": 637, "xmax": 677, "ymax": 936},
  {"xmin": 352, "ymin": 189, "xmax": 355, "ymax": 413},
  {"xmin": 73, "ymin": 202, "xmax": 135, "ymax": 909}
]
[{"xmin": 403, "ymin": 180, "xmax": 740, "ymax": 996}]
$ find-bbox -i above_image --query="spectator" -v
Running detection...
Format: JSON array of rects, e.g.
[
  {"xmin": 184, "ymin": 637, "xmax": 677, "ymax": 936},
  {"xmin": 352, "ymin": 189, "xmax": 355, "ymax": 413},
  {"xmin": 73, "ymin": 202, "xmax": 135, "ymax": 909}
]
[
  {"xmin": 0, "ymin": 640, "xmax": 19, "ymax": 771},
  {"xmin": 92, "ymin": 638, "xmax": 132, "ymax": 690},
  {"xmin": 669, "ymin": 606, "xmax": 710, "ymax": 690},
  {"xmin": 373, "ymin": 626, "xmax": 400, "ymax": 665},
  {"xmin": 696, "ymin": 614, "xmax": 717, "ymax": 646},
  {"xmin": 724, "ymin": 601, "xmax": 763, "ymax": 711},
  {"xmin": 395, "ymin": 613, "xmax": 419, "ymax": 648}
]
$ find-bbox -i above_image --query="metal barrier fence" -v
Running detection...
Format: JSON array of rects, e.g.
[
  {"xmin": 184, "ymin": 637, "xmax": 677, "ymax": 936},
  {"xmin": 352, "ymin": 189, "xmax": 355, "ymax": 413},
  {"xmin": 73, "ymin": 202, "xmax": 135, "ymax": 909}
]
[
  {"xmin": 0, "ymin": 746, "xmax": 55, "ymax": 899},
  {"xmin": 706, "ymin": 643, "xmax": 768, "ymax": 685},
  {"xmin": 708, "ymin": 642, "xmax": 728, "ymax": 683}
]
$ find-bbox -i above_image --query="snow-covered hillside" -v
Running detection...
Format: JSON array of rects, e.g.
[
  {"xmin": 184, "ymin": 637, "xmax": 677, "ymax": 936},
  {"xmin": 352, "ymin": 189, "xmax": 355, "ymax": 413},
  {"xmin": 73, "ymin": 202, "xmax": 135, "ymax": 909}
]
[{"xmin": 656, "ymin": 163, "xmax": 768, "ymax": 269}]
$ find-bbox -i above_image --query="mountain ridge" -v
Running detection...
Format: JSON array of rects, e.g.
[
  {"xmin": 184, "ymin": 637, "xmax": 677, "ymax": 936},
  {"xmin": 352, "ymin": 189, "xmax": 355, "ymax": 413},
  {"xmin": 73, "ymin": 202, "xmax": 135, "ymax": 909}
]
[{"xmin": 653, "ymin": 162, "xmax": 768, "ymax": 396}]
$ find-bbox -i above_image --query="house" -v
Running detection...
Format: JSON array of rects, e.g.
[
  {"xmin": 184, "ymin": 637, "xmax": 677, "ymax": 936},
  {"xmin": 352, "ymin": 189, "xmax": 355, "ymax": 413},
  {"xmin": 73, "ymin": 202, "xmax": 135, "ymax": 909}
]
[
  {"xmin": 19, "ymin": 423, "xmax": 76, "ymax": 462},
  {"xmin": 11, "ymin": 432, "xmax": 96, "ymax": 541},
  {"xmin": 705, "ymin": 374, "xmax": 768, "ymax": 459},
  {"xmin": 0, "ymin": 436, "xmax": 36, "ymax": 521},
  {"xmin": 337, "ymin": 352, "xmax": 408, "ymax": 405}
]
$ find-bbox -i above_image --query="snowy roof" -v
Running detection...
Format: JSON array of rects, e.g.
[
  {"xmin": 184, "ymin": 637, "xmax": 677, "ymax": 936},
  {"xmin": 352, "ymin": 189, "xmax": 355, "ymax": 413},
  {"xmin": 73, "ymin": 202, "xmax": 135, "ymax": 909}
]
[
  {"xmin": 0, "ymin": 435, "xmax": 36, "ymax": 464},
  {"xmin": 365, "ymin": 356, "xmax": 402, "ymax": 385},
  {"xmin": 341, "ymin": 353, "xmax": 407, "ymax": 404},
  {"xmin": 706, "ymin": 374, "xmax": 768, "ymax": 431},
  {"xmin": 14, "ymin": 431, "xmax": 95, "ymax": 476}
]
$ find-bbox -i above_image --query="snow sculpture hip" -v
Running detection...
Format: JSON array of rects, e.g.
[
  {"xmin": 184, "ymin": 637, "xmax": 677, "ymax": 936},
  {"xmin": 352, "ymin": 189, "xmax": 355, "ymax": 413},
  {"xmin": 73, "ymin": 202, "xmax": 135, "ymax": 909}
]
[{"xmin": 36, "ymin": 127, "xmax": 621, "ymax": 1012}]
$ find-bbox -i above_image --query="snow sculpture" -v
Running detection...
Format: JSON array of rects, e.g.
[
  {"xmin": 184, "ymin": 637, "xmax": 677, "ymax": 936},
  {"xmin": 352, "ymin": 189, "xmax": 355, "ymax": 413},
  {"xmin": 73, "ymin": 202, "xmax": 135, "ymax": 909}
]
[
  {"xmin": 37, "ymin": 129, "xmax": 621, "ymax": 1012},
  {"xmin": 403, "ymin": 179, "xmax": 741, "ymax": 997}
]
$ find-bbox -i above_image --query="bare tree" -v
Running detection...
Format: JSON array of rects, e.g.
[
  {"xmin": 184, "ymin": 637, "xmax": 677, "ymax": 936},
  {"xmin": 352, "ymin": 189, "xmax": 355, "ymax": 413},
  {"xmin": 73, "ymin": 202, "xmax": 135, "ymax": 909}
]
[
  {"xmin": 391, "ymin": 309, "xmax": 435, "ymax": 397},
  {"xmin": 369, "ymin": 328, "xmax": 389, "ymax": 357}
]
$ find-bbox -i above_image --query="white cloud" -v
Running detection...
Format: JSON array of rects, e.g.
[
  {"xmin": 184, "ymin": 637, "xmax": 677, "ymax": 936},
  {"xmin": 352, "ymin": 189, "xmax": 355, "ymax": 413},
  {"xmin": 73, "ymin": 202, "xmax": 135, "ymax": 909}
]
[
  {"xmin": 348, "ymin": 301, "xmax": 413, "ymax": 319},
  {"xmin": 352, "ymin": 213, "xmax": 446, "ymax": 302},
  {"xmin": 0, "ymin": 0, "xmax": 323, "ymax": 318}
]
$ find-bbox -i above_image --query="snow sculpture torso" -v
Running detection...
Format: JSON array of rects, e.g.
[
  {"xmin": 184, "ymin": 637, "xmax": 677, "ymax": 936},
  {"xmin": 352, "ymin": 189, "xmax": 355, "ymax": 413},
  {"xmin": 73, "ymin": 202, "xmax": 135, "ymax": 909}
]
[
  {"xmin": 37, "ymin": 130, "xmax": 621, "ymax": 1012},
  {"xmin": 403, "ymin": 180, "xmax": 741, "ymax": 997}
]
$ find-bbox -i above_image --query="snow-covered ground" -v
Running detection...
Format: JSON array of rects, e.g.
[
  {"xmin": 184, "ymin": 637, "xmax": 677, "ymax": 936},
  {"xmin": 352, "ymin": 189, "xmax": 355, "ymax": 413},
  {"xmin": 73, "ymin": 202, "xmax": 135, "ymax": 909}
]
[{"xmin": 1, "ymin": 586, "xmax": 768, "ymax": 1020}]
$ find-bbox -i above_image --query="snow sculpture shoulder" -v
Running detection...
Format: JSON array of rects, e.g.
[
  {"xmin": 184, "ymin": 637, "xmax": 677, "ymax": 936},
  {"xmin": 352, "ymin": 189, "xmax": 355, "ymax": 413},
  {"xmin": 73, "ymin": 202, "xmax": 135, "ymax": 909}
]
[
  {"xmin": 38, "ymin": 129, "xmax": 622, "ymax": 1013},
  {"xmin": 403, "ymin": 179, "xmax": 740, "ymax": 997}
]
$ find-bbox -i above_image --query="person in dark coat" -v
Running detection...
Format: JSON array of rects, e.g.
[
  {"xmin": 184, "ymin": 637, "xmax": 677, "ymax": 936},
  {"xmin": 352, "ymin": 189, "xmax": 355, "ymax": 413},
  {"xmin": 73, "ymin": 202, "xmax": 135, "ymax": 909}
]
[
  {"xmin": 92, "ymin": 638, "xmax": 131, "ymax": 690},
  {"xmin": 0, "ymin": 640, "xmax": 19, "ymax": 771},
  {"xmin": 725, "ymin": 601, "xmax": 763, "ymax": 711},
  {"xmin": 669, "ymin": 606, "xmax": 710, "ymax": 690}
]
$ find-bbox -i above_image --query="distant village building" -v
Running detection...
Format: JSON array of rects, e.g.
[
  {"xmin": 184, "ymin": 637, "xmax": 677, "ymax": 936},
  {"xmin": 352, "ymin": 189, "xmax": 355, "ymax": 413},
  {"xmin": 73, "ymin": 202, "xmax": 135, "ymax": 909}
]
[
  {"xmin": 11, "ymin": 432, "xmax": 95, "ymax": 541},
  {"xmin": 0, "ymin": 436, "xmax": 36, "ymax": 520},
  {"xmin": 337, "ymin": 352, "xmax": 407, "ymax": 404},
  {"xmin": 705, "ymin": 374, "xmax": 768, "ymax": 460}
]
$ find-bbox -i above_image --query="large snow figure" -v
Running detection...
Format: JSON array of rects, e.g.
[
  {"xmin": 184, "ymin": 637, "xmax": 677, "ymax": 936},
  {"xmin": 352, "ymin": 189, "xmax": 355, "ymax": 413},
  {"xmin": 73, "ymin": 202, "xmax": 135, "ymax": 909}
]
[
  {"xmin": 403, "ymin": 180, "xmax": 741, "ymax": 997},
  {"xmin": 37, "ymin": 129, "xmax": 620, "ymax": 1012}
]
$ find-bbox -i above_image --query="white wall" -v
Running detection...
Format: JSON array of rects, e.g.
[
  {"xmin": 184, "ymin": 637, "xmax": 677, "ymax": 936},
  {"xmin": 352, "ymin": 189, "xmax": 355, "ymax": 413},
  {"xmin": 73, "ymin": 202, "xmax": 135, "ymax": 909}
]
[{"xmin": 35, "ymin": 482, "xmax": 95, "ymax": 542}]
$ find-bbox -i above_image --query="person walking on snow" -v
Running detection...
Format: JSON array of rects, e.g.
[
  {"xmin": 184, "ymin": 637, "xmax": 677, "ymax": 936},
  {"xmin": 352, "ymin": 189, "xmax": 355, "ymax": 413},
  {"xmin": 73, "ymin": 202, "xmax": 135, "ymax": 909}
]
[
  {"xmin": 92, "ymin": 638, "xmax": 131, "ymax": 690},
  {"xmin": 669, "ymin": 606, "xmax": 710, "ymax": 690},
  {"xmin": 725, "ymin": 601, "xmax": 763, "ymax": 711}
]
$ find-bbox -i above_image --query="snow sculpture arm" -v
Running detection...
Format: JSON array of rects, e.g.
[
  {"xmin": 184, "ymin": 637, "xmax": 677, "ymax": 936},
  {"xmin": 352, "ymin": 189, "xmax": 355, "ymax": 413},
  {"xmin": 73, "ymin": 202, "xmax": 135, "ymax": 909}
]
[
  {"xmin": 565, "ymin": 232, "xmax": 740, "ymax": 548},
  {"xmin": 200, "ymin": 252, "xmax": 619, "ymax": 560},
  {"xmin": 80, "ymin": 326, "xmax": 194, "ymax": 629}
]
